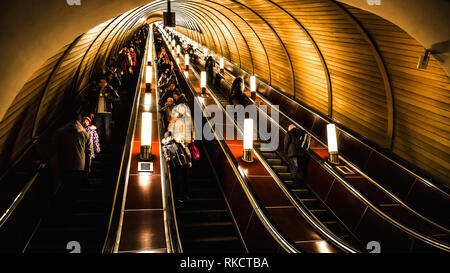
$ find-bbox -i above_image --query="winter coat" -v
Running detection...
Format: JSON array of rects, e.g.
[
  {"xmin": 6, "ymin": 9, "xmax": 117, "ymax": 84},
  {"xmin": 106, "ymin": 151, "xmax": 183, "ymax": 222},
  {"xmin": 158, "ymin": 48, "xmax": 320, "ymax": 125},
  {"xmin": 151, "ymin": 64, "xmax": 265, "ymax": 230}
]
[
  {"xmin": 168, "ymin": 102, "xmax": 193, "ymax": 143},
  {"xmin": 284, "ymin": 127, "xmax": 310, "ymax": 158},
  {"xmin": 130, "ymin": 51, "xmax": 137, "ymax": 66},
  {"xmin": 92, "ymin": 85, "xmax": 120, "ymax": 114},
  {"xmin": 229, "ymin": 78, "xmax": 246, "ymax": 103},
  {"xmin": 85, "ymin": 125, "xmax": 100, "ymax": 159},
  {"xmin": 162, "ymin": 137, "xmax": 192, "ymax": 167},
  {"xmin": 56, "ymin": 121, "xmax": 93, "ymax": 171}
]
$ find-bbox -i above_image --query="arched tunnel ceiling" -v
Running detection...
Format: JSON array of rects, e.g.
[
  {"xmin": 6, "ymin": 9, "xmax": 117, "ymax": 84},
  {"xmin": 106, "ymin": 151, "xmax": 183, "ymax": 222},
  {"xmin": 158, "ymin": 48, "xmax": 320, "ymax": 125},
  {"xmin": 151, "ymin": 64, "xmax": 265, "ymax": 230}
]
[{"xmin": 0, "ymin": 0, "xmax": 448, "ymax": 185}]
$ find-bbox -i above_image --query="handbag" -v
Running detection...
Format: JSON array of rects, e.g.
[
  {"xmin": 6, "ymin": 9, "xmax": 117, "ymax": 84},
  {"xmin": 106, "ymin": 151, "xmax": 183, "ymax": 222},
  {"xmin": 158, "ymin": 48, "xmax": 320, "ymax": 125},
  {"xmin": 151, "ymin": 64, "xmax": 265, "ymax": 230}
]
[{"xmin": 190, "ymin": 143, "xmax": 200, "ymax": 161}]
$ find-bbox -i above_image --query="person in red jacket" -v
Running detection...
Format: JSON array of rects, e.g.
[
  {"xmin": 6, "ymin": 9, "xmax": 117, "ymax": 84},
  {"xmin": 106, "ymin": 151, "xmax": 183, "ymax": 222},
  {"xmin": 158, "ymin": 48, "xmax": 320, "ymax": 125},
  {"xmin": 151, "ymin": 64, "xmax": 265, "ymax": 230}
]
[{"xmin": 129, "ymin": 47, "xmax": 137, "ymax": 75}]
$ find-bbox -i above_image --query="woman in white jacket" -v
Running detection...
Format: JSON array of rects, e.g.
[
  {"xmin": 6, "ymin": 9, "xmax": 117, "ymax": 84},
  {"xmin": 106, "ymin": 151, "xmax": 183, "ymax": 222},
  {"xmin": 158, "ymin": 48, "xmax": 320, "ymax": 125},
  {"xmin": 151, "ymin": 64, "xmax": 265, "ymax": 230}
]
[{"xmin": 168, "ymin": 93, "xmax": 194, "ymax": 144}]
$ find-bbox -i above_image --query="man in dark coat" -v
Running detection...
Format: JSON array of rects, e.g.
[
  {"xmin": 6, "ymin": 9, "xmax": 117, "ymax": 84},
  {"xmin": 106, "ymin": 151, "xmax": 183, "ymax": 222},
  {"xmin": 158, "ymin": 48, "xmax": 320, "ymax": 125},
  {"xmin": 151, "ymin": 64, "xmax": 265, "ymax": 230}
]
[
  {"xmin": 284, "ymin": 124, "xmax": 310, "ymax": 188},
  {"xmin": 162, "ymin": 131, "xmax": 192, "ymax": 203},
  {"xmin": 229, "ymin": 77, "xmax": 246, "ymax": 106},
  {"xmin": 87, "ymin": 77, "xmax": 120, "ymax": 148},
  {"xmin": 56, "ymin": 111, "xmax": 92, "ymax": 213},
  {"xmin": 205, "ymin": 56, "xmax": 215, "ymax": 85}
]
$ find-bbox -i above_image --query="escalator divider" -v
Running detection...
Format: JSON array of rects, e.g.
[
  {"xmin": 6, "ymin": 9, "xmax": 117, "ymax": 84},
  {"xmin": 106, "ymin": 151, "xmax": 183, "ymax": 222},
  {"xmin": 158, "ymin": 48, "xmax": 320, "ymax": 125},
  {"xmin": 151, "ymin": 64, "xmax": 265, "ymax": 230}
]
[{"xmin": 158, "ymin": 31, "xmax": 299, "ymax": 253}]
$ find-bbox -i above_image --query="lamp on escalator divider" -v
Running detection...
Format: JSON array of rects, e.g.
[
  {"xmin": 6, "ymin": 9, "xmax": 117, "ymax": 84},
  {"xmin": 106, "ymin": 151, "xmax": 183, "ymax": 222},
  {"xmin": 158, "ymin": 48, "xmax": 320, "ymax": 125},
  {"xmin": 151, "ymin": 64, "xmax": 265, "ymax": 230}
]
[
  {"xmin": 219, "ymin": 58, "xmax": 224, "ymax": 74},
  {"xmin": 144, "ymin": 93, "xmax": 151, "ymax": 112},
  {"xmin": 185, "ymin": 53, "xmax": 190, "ymax": 70},
  {"xmin": 200, "ymin": 71, "xmax": 207, "ymax": 96},
  {"xmin": 326, "ymin": 124, "xmax": 339, "ymax": 164},
  {"xmin": 171, "ymin": 49, "xmax": 175, "ymax": 56},
  {"xmin": 242, "ymin": 118, "xmax": 254, "ymax": 163},
  {"xmin": 176, "ymin": 57, "xmax": 180, "ymax": 67},
  {"xmin": 250, "ymin": 75, "xmax": 256, "ymax": 99},
  {"xmin": 176, "ymin": 44, "xmax": 180, "ymax": 56},
  {"xmin": 171, "ymin": 39, "xmax": 175, "ymax": 48},
  {"xmin": 140, "ymin": 112, "xmax": 153, "ymax": 161},
  {"xmin": 203, "ymin": 47, "xmax": 208, "ymax": 57},
  {"xmin": 145, "ymin": 65, "xmax": 152, "ymax": 91}
]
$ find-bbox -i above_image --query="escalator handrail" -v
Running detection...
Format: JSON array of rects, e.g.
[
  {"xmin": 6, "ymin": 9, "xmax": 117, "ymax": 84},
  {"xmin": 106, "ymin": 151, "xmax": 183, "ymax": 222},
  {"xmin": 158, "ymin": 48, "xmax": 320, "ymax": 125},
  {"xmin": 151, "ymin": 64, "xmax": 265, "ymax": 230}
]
[
  {"xmin": 217, "ymin": 64, "xmax": 450, "ymax": 234},
  {"xmin": 187, "ymin": 46, "xmax": 450, "ymax": 251},
  {"xmin": 0, "ymin": 163, "xmax": 46, "ymax": 229},
  {"xmin": 193, "ymin": 45, "xmax": 450, "ymax": 197},
  {"xmin": 187, "ymin": 61, "xmax": 360, "ymax": 253},
  {"xmin": 102, "ymin": 29, "xmax": 149, "ymax": 253},
  {"xmin": 159, "ymin": 32, "xmax": 299, "ymax": 253},
  {"xmin": 153, "ymin": 34, "xmax": 183, "ymax": 253}
]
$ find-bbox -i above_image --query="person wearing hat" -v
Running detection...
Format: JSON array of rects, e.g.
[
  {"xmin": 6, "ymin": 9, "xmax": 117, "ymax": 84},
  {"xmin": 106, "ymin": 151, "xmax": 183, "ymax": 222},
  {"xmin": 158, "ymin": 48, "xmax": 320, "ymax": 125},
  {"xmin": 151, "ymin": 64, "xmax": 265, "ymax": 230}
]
[{"xmin": 82, "ymin": 117, "xmax": 100, "ymax": 159}]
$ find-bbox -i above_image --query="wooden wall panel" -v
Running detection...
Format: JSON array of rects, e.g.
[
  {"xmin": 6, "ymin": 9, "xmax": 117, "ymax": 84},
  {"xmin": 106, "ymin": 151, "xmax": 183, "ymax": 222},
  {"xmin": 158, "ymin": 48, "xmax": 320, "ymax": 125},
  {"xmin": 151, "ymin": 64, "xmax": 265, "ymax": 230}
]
[
  {"xmin": 222, "ymin": 0, "xmax": 292, "ymax": 94},
  {"xmin": 240, "ymin": 0, "xmax": 329, "ymax": 114},
  {"xmin": 344, "ymin": 4, "xmax": 450, "ymax": 184},
  {"xmin": 277, "ymin": 0, "xmax": 389, "ymax": 148},
  {"xmin": 0, "ymin": 45, "xmax": 68, "ymax": 168}
]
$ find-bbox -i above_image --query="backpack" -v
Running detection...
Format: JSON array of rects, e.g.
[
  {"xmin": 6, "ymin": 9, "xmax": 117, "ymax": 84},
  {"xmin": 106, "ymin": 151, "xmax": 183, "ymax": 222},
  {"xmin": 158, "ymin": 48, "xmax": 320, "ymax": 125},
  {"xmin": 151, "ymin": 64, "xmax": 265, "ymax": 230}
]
[
  {"xmin": 299, "ymin": 132, "xmax": 311, "ymax": 151},
  {"xmin": 190, "ymin": 143, "xmax": 200, "ymax": 161}
]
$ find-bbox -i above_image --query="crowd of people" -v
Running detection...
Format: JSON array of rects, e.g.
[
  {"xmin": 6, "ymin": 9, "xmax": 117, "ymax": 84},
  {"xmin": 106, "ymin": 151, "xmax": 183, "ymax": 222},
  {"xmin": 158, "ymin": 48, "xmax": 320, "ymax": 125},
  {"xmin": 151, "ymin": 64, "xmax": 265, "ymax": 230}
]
[
  {"xmin": 54, "ymin": 25, "xmax": 149, "ymax": 209},
  {"xmin": 154, "ymin": 32, "xmax": 198, "ymax": 205}
]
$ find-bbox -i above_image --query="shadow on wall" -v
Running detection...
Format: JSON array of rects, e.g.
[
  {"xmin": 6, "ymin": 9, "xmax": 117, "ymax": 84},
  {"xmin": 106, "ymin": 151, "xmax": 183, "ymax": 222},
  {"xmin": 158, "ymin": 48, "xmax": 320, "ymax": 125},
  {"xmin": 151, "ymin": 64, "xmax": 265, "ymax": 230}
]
[{"xmin": 431, "ymin": 40, "xmax": 449, "ymax": 64}]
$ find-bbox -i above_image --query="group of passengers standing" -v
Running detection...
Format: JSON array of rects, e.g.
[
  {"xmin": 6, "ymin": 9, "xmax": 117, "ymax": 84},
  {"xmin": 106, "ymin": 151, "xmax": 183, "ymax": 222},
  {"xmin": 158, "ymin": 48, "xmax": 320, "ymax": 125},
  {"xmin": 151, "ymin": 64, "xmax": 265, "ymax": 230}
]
[{"xmin": 54, "ymin": 25, "xmax": 149, "ymax": 207}]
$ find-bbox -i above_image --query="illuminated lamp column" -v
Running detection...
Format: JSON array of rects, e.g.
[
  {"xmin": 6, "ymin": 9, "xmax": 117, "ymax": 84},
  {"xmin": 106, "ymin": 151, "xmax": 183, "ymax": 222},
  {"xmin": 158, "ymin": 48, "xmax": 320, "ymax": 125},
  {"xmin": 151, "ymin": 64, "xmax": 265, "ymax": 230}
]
[
  {"xmin": 219, "ymin": 58, "xmax": 224, "ymax": 74},
  {"xmin": 242, "ymin": 119, "xmax": 254, "ymax": 163},
  {"xmin": 200, "ymin": 71, "xmax": 207, "ymax": 96},
  {"xmin": 145, "ymin": 65, "xmax": 152, "ymax": 91},
  {"xmin": 250, "ymin": 75, "xmax": 256, "ymax": 99},
  {"xmin": 327, "ymin": 124, "xmax": 339, "ymax": 164},
  {"xmin": 140, "ymin": 112, "xmax": 153, "ymax": 161},
  {"xmin": 185, "ymin": 53, "xmax": 190, "ymax": 70}
]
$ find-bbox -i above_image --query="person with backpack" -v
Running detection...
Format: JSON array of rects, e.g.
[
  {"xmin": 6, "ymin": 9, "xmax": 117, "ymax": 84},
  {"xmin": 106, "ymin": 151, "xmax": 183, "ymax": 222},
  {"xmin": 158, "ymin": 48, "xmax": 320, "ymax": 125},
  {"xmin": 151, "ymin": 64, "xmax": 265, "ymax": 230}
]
[
  {"xmin": 284, "ymin": 124, "xmax": 311, "ymax": 188},
  {"xmin": 162, "ymin": 132, "xmax": 192, "ymax": 203}
]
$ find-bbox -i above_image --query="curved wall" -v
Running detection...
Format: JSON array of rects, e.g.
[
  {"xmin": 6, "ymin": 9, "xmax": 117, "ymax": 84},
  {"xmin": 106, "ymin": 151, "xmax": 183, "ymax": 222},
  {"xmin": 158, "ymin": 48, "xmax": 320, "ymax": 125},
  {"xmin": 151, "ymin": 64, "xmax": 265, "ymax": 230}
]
[{"xmin": 0, "ymin": 0, "xmax": 448, "ymax": 185}]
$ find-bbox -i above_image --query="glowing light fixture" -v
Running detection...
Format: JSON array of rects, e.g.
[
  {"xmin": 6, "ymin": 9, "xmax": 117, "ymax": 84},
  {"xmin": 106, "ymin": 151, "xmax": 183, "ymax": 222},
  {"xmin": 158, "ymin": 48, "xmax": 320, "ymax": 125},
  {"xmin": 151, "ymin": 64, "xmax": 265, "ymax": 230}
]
[
  {"xmin": 326, "ymin": 124, "xmax": 339, "ymax": 164},
  {"xmin": 203, "ymin": 47, "xmax": 208, "ymax": 57},
  {"xmin": 242, "ymin": 118, "xmax": 254, "ymax": 163},
  {"xmin": 144, "ymin": 93, "xmax": 151, "ymax": 111},
  {"xmin": 176, "ymin": 44, "xmax": 180, "ymax": 56},
  {"xmin": 219, "ymin": 58, "xmax": 224, "ymax": 74},
  {"xmin": 146, "ymin": 66, "xmax": 152, "ymax": 84},
  {"xmin": 140, "ymin": 112, "xmax": 153, "ymax": 160},
  {"xmin": 145, "ymin": 65, "xmax": 152, "ymax": 91},
  {"xmin": 176, "ymin": 57, "xmax": 180, "ymax": 67},
  {"xmin": 184, "ymin": 71, "xmax": 189, "ymax": 79},
  {"xmin": 250, "ymin": 75, "xmax": 256, "ymax": 99},
  {"xmin": 185, "ymin": 53, "xmax": 190, "ymax": 70},
  {"xmin": 171, "ymin": 39, "xmax": 175, "ymax": 47},
  {"xmin": 200, "ymin": 71, "xmax": 207, "ymax": 95}
]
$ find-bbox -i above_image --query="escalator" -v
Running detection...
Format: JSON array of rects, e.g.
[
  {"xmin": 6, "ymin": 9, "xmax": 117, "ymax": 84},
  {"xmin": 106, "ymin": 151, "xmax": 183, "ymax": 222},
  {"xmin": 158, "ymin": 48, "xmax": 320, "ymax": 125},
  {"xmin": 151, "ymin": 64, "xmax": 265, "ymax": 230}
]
[
  {"xmin": 173, "ymin": 142, "xmax": 246, "ymax": 253},
  {"xmin": 24, "ymin": 150, "xmax": 115, "ymax": 253},
  {"xmin": 203, "ymin": 81, "xmax": 363, "ymax": 250}
]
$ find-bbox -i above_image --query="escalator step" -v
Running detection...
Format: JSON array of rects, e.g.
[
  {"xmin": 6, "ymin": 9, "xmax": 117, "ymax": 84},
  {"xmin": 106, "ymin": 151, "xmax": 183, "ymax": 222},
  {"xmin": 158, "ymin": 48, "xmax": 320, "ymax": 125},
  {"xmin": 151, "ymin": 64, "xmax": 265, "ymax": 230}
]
[
  {"xmin": 277, "ymin": 173, "xmax": 292, "ymax": 180},
  {"xmin": 184, "ymin": 236, "xmax": 239, "ymax": 244},
  {"xmin": 180, "ymin": 222, "xmax": 236, "ymax": 239},
  {"xmin": 266, "ymin": 158, "xmax": 282, "ymax": 165},
  {"xmin": 261, "ymin": 152, "xmax": 278, "ymax": 159},
  {"xmin": 271, "ymin": 165, "xmax": 289, "ymax": 172}
]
